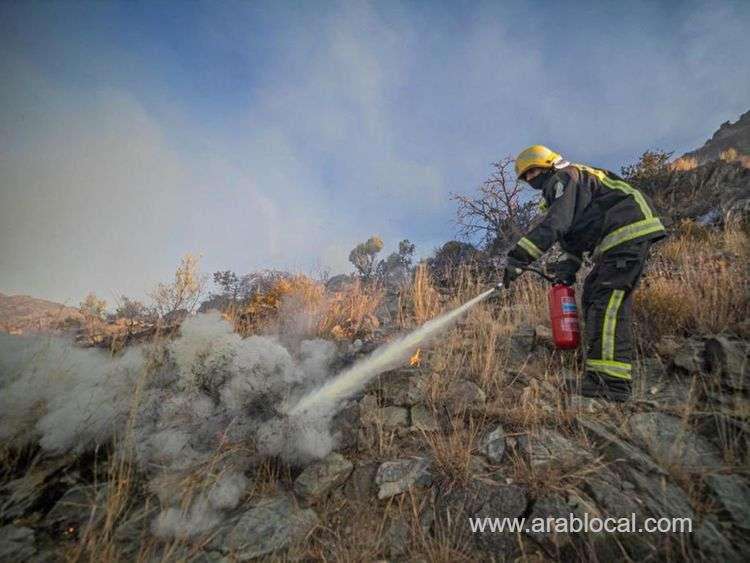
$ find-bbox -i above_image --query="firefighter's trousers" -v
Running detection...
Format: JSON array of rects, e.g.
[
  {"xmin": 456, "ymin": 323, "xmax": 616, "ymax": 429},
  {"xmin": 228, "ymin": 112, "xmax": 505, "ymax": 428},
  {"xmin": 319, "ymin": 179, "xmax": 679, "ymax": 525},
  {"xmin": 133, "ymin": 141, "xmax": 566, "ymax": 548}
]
[{"xmin": 582, "ymin": 241, "xmax": 650, "ymax": 381}]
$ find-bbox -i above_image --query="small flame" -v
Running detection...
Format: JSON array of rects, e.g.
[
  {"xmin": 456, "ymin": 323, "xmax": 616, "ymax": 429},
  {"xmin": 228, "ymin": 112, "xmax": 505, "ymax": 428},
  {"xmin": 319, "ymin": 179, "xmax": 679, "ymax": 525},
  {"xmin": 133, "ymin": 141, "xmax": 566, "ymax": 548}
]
[{"xmin": 409, "ymin": 348, "xmax": 421, "ymax": 367}]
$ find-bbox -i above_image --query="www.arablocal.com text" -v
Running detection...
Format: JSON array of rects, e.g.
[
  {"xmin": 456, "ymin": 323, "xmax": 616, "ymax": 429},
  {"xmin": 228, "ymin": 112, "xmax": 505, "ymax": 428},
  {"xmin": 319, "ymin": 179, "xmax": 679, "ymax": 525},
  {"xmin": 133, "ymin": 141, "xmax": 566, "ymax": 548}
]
[{"xmin": 469, "ymin": 513, "xmax": 692, "ymax": 534}]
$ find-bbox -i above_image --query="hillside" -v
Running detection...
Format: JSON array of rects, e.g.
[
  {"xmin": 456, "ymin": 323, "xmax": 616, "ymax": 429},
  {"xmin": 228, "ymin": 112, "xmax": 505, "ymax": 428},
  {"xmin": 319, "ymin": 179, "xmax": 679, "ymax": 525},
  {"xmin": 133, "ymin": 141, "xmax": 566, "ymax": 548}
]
[
  {"xmin": 0, "ymin": 293, "xmax": 82, "ymax": 334},
  {"xmin": 0, "ymin": 116, "xmax": 749, "ymax": 562},
  {"xmin": 681, "ymin": 110, "xmax": 750, "ymax": 165}
]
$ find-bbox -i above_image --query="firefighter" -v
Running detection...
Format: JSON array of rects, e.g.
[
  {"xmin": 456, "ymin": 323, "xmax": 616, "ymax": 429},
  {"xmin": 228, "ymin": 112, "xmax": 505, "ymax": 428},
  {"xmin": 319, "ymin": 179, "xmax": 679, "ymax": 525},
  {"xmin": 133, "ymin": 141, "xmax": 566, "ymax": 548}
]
[{"xmin": 503, "ymin": 145, "xmax": 666, "ymax": 402}]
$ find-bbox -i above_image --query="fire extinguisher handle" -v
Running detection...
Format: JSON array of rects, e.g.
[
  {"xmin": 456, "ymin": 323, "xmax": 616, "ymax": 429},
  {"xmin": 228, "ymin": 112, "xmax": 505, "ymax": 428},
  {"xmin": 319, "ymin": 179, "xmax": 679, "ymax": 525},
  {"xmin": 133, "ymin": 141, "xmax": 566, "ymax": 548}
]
[{"xmin": 519, "ymin": 266, "xmax": 557, "ymax": 284}]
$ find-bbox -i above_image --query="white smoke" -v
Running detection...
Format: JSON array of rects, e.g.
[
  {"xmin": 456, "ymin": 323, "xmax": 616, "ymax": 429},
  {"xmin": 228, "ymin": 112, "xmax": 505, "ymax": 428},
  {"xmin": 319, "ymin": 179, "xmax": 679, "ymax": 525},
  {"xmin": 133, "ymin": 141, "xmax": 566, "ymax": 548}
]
[{"xmin": 0, "ymin": 312, "xmax": 342, "ymax": 539}]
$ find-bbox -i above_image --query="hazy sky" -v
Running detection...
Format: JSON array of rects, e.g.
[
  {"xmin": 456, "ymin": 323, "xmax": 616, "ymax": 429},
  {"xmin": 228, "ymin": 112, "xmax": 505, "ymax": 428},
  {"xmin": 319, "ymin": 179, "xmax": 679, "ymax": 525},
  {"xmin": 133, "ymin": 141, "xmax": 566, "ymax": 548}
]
[{"xmin": 2, "ymin": 0, "xmax": 749, "ymax": 305}]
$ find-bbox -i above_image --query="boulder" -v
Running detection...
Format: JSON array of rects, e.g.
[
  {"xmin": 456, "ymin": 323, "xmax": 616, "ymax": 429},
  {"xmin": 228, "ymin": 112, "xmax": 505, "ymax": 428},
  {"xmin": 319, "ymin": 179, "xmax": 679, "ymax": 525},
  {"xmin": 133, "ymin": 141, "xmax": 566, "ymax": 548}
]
[
  {"xmin": 705, "ymin": 335, "xmax": 749, "ymax": 391},
  {"xmin": 343, "ymin": 461, "xmax": 379, "ymax": 501},
  {"xmin": 526, "ymin": 495, "xmax": 576, "ymax": 556},
  {"xmin": 582, "ymin": 474, "xmax": 646, "ymax": 520},
  {"xmin": 527, "ymin": 428, "xmax": 591, "ymax": 469},
  {"xmin": 478, "ymin": 424, "xmax": 506, "ymax": 464},
  {"xmin": 377, "ymin": 370, "xmax": 425, "ymax": 406},
  {"xmin": 627, "ymin": 412, "xmax": 723, "ymax": 472},
  {"xmin": 293, "ymin": 453, "xmax": 353, "ymax": 503},
  {"xmin": 704, "ymin": 473, "xmax": 750, "ymax": 530},
  {"xmin": 215, "ymin": 495, "xmax": 319, "ymax": 560},
  {"xmin": 578, "ymin": 418, "xmax": 665, "ymax": 476},
  {"xmin": 625, "ymin": 470, "xmax": 695, "ymax": 521},
  {"xmin": 410, "ymin": 405, "xmax": 439, "ymax": 432},
  {"xmin": 435, "ymin": 481, "xmax": 527, "ymax": 558},
  {"xmin": 444, "ymin": 379, "xmax": 486, "ymax": 415},
  {"xmin": 376, "ymin": 406, "xmax": 409, "ymax": 430},
  {"xmin": 375, "ymin": 458, "xmax": 433, "ymax": 499},
  {"xmin": 331, "ymin": 400, "xmax": 359, "ymax": 450}
]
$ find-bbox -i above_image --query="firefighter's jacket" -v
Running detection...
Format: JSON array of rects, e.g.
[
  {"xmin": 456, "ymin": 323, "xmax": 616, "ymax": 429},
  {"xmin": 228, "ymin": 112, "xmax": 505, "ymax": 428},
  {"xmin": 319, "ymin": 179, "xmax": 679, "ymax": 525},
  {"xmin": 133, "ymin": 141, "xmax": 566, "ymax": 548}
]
[{"xmin": 509, "ymin": 164, "xmax": 666, "ymax": 266}]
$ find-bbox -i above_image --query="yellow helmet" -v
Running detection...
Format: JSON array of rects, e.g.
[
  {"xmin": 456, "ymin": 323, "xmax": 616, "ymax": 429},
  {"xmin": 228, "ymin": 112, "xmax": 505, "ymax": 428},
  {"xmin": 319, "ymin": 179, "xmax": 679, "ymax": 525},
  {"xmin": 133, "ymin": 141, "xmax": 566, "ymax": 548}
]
[{"xmin": 514, "ymin": 145, "xmax": 562, "ymax": 179}]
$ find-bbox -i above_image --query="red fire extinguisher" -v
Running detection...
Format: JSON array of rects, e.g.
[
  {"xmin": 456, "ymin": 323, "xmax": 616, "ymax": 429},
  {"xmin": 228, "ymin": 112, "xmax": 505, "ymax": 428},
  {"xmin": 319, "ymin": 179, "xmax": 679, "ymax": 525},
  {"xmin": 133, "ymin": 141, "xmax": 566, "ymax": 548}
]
[
  {"xmin": 496, "ymin": 265, "xmax": 581, "ymax": 350},
  {"xmin": 548, "ymin": 284, "xmax": 581, "ymax": 349}
]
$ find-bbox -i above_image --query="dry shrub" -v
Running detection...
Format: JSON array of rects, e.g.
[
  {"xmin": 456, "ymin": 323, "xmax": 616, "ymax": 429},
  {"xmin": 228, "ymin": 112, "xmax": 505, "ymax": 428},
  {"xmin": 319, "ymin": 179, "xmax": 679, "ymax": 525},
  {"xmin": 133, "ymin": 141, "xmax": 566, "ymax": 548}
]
[
  {"xmin": 236, "ymin": 275, "xmax": 382, "ymax": 340},
  {"xmin": 636, "ymin": 224, "xmax": 749, "ymax": 338},
  {"xmin": 237, "ymin": 275, "xmax": 324, "ymax": 334},
  {"xmin": 420, "ymin": 415, "xmax": 482, "ymax": 486},
  {"xmin": 319, "ymin": 279, "xmax": 382, "ymax": 340},
  {"xmin": 669, "ymin": 156, "xmax": 698, "ymax": 171}
]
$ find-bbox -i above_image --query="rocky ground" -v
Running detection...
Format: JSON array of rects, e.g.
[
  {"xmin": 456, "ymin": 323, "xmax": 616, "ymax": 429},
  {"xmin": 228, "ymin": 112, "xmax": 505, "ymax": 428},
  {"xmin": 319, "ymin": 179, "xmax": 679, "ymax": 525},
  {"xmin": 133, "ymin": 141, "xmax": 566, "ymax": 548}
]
[{"xmin": 1, "ymin": 316, "xmax": 747, "ymax": 561}]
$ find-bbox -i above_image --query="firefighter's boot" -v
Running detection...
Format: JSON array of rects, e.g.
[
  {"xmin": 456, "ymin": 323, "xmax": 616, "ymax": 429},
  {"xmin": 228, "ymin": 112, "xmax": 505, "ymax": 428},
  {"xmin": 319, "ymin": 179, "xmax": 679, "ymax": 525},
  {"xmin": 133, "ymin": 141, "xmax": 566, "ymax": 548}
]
[{"xmin": 565, "ymin": 372, "xmax": 631, "ymax": 402}]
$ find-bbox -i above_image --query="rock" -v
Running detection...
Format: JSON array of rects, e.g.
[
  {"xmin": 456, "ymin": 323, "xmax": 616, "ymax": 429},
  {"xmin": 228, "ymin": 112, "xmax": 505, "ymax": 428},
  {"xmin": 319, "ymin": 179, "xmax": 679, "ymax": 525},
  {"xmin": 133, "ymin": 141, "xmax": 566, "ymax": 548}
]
[
  {"xmin": 376, "ymin": 406, "xmax": 409, "ymax": 430},
  {"xmin": 0, "ymin": 526, "xmax": 36, "ymax": 560},
  {"xmin": 385, "ymin": 516, "xmax": 410, "ymax": 557},
  {"xmin": 526, "ymin": 495, "xmax": 577, "ymax": 556},
  {"xmin": 527, "ymin": 428, "xmax": 591, "ymax": 469},
  {"xmin": 582, "ymin": 474, "xmax": 646, "ymax": 520},
  {"xmin": 215, "ymin": 495, "xmax": 319, "ymax": 560},
  {"xmin": 377, "ymin": 370, "xmax": 425, "ymax": 406},
  {"xmin": 343, "ymin": 462, "xmax": 379, "ymax": 501},
  {"xmin": 567, "ymin": 394, "xmax": 606, "ymax": 413},
  {"xmin": 468, "ymin": 455, "xmax": 490, "ymax": 476},
  {"xmin": 44, "ymin": 483, "xmax": 108, "ymax": 532},
  {"xmin": 478, "ymin": 424, "xmax": 506, "ymax": 464},
  {"xmin": 331, "ymin": 400, "xmax": 359, "ymax": 450},
  {"xmin": 694, "ymin": 516, "xmax": 743, "ymax": 562},
  {"xmin": 435, "ymin": 481, "xmax": 527, "ymax": 558},
  {"xmin": 410, "ymin": 405, "xmax": 439, "ymax": 432},
  {"xmin": 655, "ymin": 336, "xmax": 681, "ymax": 362},
  {"xmin": 705, "ymin": 335, "xmax": 749, "ymax": 391},
  {"xmin": 704, "ymin": 473, "xmax": 750, "ymax": 530},
  {"xmin": 359, "ymin": 393, "xmax": 379, "ymax": 412},
  {"xmin": 294, "ymin": 453, "xmax": 353, "ymax": 502},
  {"xmin": 672, "ymin": 338, "xmax": 704, "ymax": 373},
  {"xmin": 508, "ymin": 325, "xmax": 536, "ymax": 360},
  {"xmin": 578, "ymin": 418, "xmax": 665, "ymax": 476},
  {"xmin": 444, "ymin": 379, "xmax": 486, "ymax": 415},
  {"xmin": 375, "ymin": 458, "xmax": 433, "ymax": 499},
  {"xmin": 534, "ymin": 324, "xmax": 553, "ymax": 348},
  {"xmin": 626, "ymin": 470, "xmax": 694, "ymax": 521},
  {"xmin": 627, "ymin": 412, "xmax": 723, "ymax": 473}
]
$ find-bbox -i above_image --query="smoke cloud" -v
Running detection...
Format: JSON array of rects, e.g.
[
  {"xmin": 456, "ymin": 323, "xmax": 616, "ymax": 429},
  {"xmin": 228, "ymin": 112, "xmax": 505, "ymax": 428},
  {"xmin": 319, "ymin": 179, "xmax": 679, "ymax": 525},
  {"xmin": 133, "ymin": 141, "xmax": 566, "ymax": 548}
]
[{"xmin": 0, "ymin": 312, "xmax": 343, "ymax": 538}]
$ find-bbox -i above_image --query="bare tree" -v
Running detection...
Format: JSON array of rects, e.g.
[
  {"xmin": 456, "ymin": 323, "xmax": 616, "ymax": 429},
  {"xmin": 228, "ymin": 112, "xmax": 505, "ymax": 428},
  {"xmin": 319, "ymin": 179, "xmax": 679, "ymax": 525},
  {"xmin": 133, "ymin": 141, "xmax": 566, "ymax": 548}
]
[
  {"xmin": 150, "ymin": 253, "xmax": 207, "ymax": 319},
  {"xmin": 451, "ymin": 157, "xmax": 537, "ymax": 252}
]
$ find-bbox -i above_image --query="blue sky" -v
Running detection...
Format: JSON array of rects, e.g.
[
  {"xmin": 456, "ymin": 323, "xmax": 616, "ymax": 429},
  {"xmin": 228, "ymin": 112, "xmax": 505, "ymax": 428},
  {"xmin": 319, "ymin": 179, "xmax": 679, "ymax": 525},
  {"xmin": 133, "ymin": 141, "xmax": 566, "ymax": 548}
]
[{"xmin": 1, "ymin": 0, "xmax": 749, "ymax": 304}]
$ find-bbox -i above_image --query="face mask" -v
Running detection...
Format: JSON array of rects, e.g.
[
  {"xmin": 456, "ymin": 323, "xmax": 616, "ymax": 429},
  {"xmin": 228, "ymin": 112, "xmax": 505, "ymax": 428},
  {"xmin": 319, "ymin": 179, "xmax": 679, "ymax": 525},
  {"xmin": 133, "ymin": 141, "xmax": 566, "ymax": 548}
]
[{"xmin": 526, "ymin": 170, "xmax": 551, "ymax": 190}]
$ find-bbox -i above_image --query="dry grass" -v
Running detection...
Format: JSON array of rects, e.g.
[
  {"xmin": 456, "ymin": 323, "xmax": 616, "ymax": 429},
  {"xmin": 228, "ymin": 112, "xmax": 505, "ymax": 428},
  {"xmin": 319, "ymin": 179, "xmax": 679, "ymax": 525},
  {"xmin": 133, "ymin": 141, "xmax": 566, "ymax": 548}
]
[
  {"xmin": 317, "ymin": 279, "xmax": 383, "ymax": 341},
  {"xmin": 67, "ymin": 360, "xmax": 149, "ymax": 562},
  {"xmin": 408, "ymin": 263, "xmax": 442, "ymax": 326},
  {"xmin": 635, "ymin": 223, "xmax": 749, "ymax": 339},
  {"xmin": 420, "ymin": 415, "xmax": 482, "ymax": 486},
  {"xmin": 234, "ymin": 275, "xmax": 382, "ymax": 341}
]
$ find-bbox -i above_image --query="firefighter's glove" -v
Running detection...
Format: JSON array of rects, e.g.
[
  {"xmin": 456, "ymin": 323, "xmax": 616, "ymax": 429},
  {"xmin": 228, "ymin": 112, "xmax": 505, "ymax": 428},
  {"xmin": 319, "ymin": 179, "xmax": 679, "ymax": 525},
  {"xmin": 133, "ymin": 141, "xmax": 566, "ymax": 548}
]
[
  {"xmin": 502, "ymin": 258, "xmax": 524, "ymax": 287},
  {"xmin": 547, "ymin": 256, "xmax": 580, "ymax": 286}
]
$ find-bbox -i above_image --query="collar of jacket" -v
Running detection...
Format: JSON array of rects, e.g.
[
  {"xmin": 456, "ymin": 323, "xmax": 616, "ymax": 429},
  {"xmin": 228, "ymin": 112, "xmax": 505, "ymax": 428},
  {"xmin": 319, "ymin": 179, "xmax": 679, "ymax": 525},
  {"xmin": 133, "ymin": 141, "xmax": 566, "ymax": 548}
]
[{"xmin": 527, "ymin": 169, "xmax": 555, "ymax": 190}]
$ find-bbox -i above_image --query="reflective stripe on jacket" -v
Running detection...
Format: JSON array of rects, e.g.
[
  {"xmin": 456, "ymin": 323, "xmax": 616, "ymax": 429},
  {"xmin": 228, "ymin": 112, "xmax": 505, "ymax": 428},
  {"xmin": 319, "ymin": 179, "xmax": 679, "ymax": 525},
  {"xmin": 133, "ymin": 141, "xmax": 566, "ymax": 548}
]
[{"xmin": 509, "ymin": 164, "xmax": 666, "ymax": 265}]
